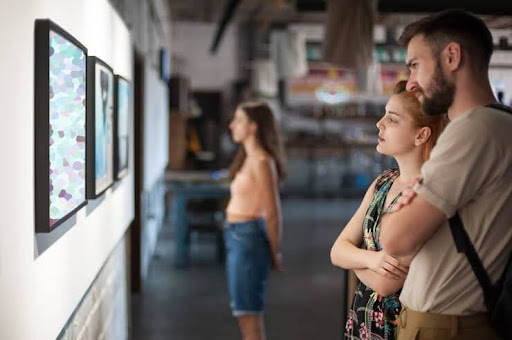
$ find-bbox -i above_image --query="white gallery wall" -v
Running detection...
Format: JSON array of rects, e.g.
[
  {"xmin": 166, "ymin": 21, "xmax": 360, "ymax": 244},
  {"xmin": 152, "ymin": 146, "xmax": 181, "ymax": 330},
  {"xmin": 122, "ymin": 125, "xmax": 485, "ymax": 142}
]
[
  {"xmin": 140, "ymin": 62, "xmax": 169, "ymax": 280},
  {"xmin": 143, "ymin": 63, "xmax": 169, "ymax": 192},
  {"xmin": 0, "ymin": 0, "xmax": 134, "ymax": 339}
]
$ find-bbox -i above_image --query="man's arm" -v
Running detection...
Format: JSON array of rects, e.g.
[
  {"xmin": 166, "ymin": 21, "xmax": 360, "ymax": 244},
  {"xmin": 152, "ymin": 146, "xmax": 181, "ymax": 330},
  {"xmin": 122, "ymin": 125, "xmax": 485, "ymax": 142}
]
[
  {"xmin": 381, "ymin": 112, "xmax": 497, "ymax": 256},
  {"xmin": 380, "ymin": 194, "xmax": 446, "ymax": 256}
]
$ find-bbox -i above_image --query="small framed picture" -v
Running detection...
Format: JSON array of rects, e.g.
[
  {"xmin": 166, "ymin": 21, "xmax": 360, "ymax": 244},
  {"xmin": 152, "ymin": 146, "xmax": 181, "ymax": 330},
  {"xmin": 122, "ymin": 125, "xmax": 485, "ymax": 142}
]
[
  {"xmin": 113, "ymin": 75, "xmax": 131, "ymax": 180},
  {"xmin": 86, "ymin": 56, "xmax": 114, "ymax": 198}
]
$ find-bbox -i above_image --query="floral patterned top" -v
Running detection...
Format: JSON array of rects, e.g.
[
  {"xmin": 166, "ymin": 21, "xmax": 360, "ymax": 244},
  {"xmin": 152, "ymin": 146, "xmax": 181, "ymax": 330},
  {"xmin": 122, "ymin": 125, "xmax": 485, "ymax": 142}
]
[{"xmin": 345, "ymin": 169, "xmax": 402, "ymax": 340}]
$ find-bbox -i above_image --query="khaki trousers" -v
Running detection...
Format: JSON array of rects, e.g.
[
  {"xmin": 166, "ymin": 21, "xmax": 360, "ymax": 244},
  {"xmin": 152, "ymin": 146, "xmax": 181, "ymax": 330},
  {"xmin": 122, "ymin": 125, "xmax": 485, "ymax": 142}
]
[{"xmin": 397, "ymin": 306, "xmax": 500, "ymax": 340}]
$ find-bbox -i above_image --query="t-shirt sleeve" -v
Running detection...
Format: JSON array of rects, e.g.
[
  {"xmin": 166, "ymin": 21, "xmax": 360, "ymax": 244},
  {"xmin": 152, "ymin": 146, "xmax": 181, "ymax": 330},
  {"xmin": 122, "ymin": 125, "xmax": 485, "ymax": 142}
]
[{"xmin": 414, "ymin": 113, "xmax": 500, "ymax": 218}]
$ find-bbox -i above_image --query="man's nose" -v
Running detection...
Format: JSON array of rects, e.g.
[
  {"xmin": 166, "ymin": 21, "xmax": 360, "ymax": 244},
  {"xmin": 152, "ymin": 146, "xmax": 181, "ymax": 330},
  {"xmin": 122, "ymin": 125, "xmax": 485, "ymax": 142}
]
[{"xmin": 406, "ymin": 78, "xmax": 418, "ymax": 92}]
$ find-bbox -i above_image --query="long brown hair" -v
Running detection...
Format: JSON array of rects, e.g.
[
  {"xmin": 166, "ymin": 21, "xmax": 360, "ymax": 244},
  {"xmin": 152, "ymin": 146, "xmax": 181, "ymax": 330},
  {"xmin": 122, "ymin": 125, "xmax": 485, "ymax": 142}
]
[
  {"xmin": 228, "ymin": 101, "xmax": 287, "ymax": 183},
  {"xmin": 393, "ymin": 80, "xmax": 447, "ymax": 160}
]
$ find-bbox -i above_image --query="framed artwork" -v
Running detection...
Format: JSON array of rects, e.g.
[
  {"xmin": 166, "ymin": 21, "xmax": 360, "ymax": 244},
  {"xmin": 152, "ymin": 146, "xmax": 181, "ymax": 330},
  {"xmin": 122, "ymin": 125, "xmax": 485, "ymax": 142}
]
[
  {"xmin": 86, "ymin": 56, "xmax": 114, "ymax": 198},
  {"xmin": 113, "ymin": 75, "xmax": 131, "ymax": 179},
  {"xmin": 34, "ymin": 19, "xmax": 88, "ymax": 233}
]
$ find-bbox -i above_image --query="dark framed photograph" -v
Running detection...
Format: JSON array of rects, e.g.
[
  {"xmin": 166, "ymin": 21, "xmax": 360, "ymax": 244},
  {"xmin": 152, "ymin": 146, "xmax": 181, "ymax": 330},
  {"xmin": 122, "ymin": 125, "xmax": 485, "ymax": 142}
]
[
  {"xmin": 113, "ymin": 75, "xmax": 131, "ymax": 179},
  {"xmin": 34, "ymin": 19, "xmax": 88, "ymax": 233},
  {"xmin": 86, "ymin": 56, "xmax": 114, "ymax": 198}
]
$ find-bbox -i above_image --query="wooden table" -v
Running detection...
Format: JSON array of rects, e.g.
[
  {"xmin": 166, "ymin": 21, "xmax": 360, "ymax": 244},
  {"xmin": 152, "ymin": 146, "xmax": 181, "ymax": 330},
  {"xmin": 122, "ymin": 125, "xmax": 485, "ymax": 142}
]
[{"xmin": 165, "ymin": 171, "xmax": 230, "ymax": 268}]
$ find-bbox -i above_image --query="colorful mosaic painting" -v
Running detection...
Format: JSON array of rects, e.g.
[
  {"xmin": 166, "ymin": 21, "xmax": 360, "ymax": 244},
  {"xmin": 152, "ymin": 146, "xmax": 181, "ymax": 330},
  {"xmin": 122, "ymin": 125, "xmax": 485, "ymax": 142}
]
[
  {"xmin": 94, "ymin": 63, "xmax": 114, "ymax": 194},
  {"xmin": 49, "ymin": 29, "xmax": 87, "ymax": 227},
  {"xmin": 116, "ymin": 77, "xmax": 130, "ymax": 178}
]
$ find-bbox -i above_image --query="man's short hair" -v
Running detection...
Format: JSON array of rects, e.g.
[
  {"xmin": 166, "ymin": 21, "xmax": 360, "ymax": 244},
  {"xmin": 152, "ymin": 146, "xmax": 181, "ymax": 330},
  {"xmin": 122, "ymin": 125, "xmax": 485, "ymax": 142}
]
[{"xmin": 398, "ymin": 9, "xmax": 494, "ymax": 71}]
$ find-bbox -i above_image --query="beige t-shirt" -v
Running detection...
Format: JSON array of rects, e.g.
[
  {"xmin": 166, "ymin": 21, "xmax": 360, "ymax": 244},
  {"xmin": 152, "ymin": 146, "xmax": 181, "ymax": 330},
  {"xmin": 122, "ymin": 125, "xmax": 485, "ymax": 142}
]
[{"xmin": 400, "ymin": 106, "xmax": 512, "ymax": 315}]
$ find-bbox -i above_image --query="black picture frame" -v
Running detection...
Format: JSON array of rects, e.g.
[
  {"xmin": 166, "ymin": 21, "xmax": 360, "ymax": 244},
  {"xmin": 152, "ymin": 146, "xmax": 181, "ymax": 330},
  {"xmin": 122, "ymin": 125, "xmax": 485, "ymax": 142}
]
[
  {"xmin": 34, "ymin": 19, "xmax": 88, "ymax": 233},
  {"xmin": 113, "ymin": 75, "xmax": 131, "ymax": 180},
  {"xmin": 86, "ymin": 56, "xmax": 115, "ymax": 198}
]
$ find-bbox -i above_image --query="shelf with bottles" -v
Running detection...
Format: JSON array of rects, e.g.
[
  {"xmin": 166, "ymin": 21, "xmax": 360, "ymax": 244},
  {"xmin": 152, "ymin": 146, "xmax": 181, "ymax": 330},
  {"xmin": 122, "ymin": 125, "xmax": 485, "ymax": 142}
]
[
  {"xmin": 285, "ymin": 141, "xmax": 377, "ymax": 153},
  {"xmin": 281, "ymin": 147, "xmax": 396, "ymax": 198},
  {"xmin": 283, "ymin": 118, "xmax": 379, "ymax": 152},
  {"xmin": 284, "ymin": 93, "xmax": 389, "ymax": 121},
  {"xmin": 286, "ymin": 96, "xmax": 386, "ymax": 118}
]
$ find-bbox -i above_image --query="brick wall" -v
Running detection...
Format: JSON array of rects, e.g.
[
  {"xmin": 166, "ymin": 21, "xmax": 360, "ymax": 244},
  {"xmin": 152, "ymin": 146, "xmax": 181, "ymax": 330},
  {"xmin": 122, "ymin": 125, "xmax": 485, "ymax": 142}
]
[{"xmin": 58, "ymin": 236, "xmax": 130, "ymax": 340}]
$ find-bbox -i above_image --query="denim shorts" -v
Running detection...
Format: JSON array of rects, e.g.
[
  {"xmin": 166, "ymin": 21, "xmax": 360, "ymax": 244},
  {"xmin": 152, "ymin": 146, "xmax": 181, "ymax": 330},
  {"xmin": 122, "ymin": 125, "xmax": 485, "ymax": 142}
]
[{"xmin": 224, "ymin": 218, "xmax": 272, "ymax": 317}]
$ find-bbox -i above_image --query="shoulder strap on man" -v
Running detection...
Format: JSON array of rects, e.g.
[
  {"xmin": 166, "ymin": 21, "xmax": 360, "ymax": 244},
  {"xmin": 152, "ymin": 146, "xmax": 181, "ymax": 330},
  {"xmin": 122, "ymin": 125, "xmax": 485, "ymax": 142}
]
[
  {"xmin": 485, "ymin": 103, "xmax": 512, "ymax": 115},
  {"xmin": 448, "ymin": 212, "xmax": 497, "ymax": 308}
]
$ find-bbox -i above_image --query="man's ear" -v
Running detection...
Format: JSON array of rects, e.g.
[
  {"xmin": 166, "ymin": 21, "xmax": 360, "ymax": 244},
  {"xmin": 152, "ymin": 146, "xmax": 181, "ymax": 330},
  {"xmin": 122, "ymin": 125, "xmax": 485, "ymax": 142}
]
[
  {"xmin": 443, "ymin": 42, "xmax": 462, "ymax": 71},
  {"xmin": 415, "ymin": 127, "xmax": 431, "ymax": 146}
]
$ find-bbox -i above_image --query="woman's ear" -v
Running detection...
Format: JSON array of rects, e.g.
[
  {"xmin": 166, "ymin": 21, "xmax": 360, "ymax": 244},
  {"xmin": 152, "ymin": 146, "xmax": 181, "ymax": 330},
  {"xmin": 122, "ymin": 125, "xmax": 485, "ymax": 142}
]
[{"xmin": 415, "ymin": 127, "xmax": 431, "ymax": 146}]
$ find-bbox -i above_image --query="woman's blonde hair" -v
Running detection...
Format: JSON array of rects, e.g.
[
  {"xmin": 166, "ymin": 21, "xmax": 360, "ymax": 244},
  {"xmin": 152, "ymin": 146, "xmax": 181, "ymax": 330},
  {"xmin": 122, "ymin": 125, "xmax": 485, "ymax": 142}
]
[{"xmin": 393, "ymin": 80, "xmax": 448, "ymax": 160}]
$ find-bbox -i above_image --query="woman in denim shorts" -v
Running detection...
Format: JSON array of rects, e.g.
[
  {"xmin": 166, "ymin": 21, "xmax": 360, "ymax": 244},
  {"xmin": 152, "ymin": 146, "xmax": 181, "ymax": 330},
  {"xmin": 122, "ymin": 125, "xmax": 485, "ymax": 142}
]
[{"xmin": 225, "ymin": 101, "xmax": 287, "ymax": 340}]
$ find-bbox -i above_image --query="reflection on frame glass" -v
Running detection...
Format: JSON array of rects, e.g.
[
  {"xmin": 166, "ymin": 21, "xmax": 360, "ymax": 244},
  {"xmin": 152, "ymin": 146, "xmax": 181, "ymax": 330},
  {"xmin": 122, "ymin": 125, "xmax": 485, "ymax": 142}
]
[
  {"xmin": 34, "ymin": 19, "xmax": 88, "ymax": 233},
  {"xmin": 114, "ymin": 75, "xmax": 131, "ymax": 179},
  {"xmin": 87, "ymin": 56, "xmax": 114, "ymax": 198}
]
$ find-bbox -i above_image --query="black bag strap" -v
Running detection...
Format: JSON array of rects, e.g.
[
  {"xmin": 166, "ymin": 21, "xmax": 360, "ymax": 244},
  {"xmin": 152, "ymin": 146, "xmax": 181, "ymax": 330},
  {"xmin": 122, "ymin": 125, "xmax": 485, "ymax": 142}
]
[
  {"xmin": 447, "ymin": 104, "xmax": 511, "ymax": 309},
  {"xmin": 447, "ymin": 103, "xmax": 512, "ymax": 306},
  {"xmin": 486, "ymin": 103, "xmax": 512, "ymax": 115},
  {"xmin": 448, "ymin": 212, "xmax": 496, "ymax": 307}
]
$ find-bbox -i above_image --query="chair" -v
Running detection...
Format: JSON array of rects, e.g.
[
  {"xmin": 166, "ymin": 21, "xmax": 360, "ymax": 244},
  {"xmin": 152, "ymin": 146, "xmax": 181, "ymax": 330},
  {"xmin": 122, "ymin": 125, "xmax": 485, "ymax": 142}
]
[{"xmin": 185, "ymin": 198, "xmax": 226, "ymax": 263}]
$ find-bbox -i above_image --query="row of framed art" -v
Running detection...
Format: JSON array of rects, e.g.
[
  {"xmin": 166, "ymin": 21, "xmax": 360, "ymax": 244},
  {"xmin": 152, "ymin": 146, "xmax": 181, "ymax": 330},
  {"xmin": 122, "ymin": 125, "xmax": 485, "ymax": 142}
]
[{"xmin": 34, "ymin": 19, "xmax": 131, "ymax": 233}]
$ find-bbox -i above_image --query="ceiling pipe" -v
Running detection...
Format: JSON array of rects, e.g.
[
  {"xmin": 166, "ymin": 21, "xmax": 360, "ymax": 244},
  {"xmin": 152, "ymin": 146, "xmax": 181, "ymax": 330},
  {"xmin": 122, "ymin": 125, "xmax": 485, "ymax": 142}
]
[
  {"xmin": 294, "ymin": 0, "xmax": 512, "ymax": 15},
  {"xmin": 210, "ymin": 0, "xmax": 243, "ymax": 54}
]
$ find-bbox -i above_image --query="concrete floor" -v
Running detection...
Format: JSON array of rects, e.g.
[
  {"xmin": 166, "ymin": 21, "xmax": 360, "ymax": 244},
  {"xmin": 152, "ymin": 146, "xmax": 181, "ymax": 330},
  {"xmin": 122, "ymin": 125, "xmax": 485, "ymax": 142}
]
[{"xmin": 132, "ymin": 198, "xmax": 360, "ymax": 340}]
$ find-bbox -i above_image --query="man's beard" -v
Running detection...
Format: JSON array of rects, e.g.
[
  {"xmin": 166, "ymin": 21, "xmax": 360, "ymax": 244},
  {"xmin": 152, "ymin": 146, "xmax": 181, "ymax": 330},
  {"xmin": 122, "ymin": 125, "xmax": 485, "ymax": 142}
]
[{"xmin": 420, "ymin": 62, "xmax": 455, "ymax": 116}]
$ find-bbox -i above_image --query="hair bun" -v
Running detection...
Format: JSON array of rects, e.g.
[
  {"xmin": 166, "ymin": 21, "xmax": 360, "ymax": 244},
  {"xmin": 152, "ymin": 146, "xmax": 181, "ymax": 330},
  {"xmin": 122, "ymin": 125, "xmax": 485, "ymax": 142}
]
[{"xmin": 394, "ymin": 80, "xmax": 408, "ymax": 94}]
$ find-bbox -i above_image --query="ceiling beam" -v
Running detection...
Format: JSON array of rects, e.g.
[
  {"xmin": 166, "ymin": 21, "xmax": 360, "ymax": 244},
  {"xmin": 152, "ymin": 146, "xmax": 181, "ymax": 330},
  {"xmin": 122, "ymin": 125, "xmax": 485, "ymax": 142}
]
[
  {"xmin": 210, "ymin": 0, "xmax": 242, "ymax": 54},
  {"xmin": 378, "ymin": 1, "xmax": 512, "ymax": 16},
  {"xmin": 295, "ymin": 0, "xmax": 512, "ymax": 16}
]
